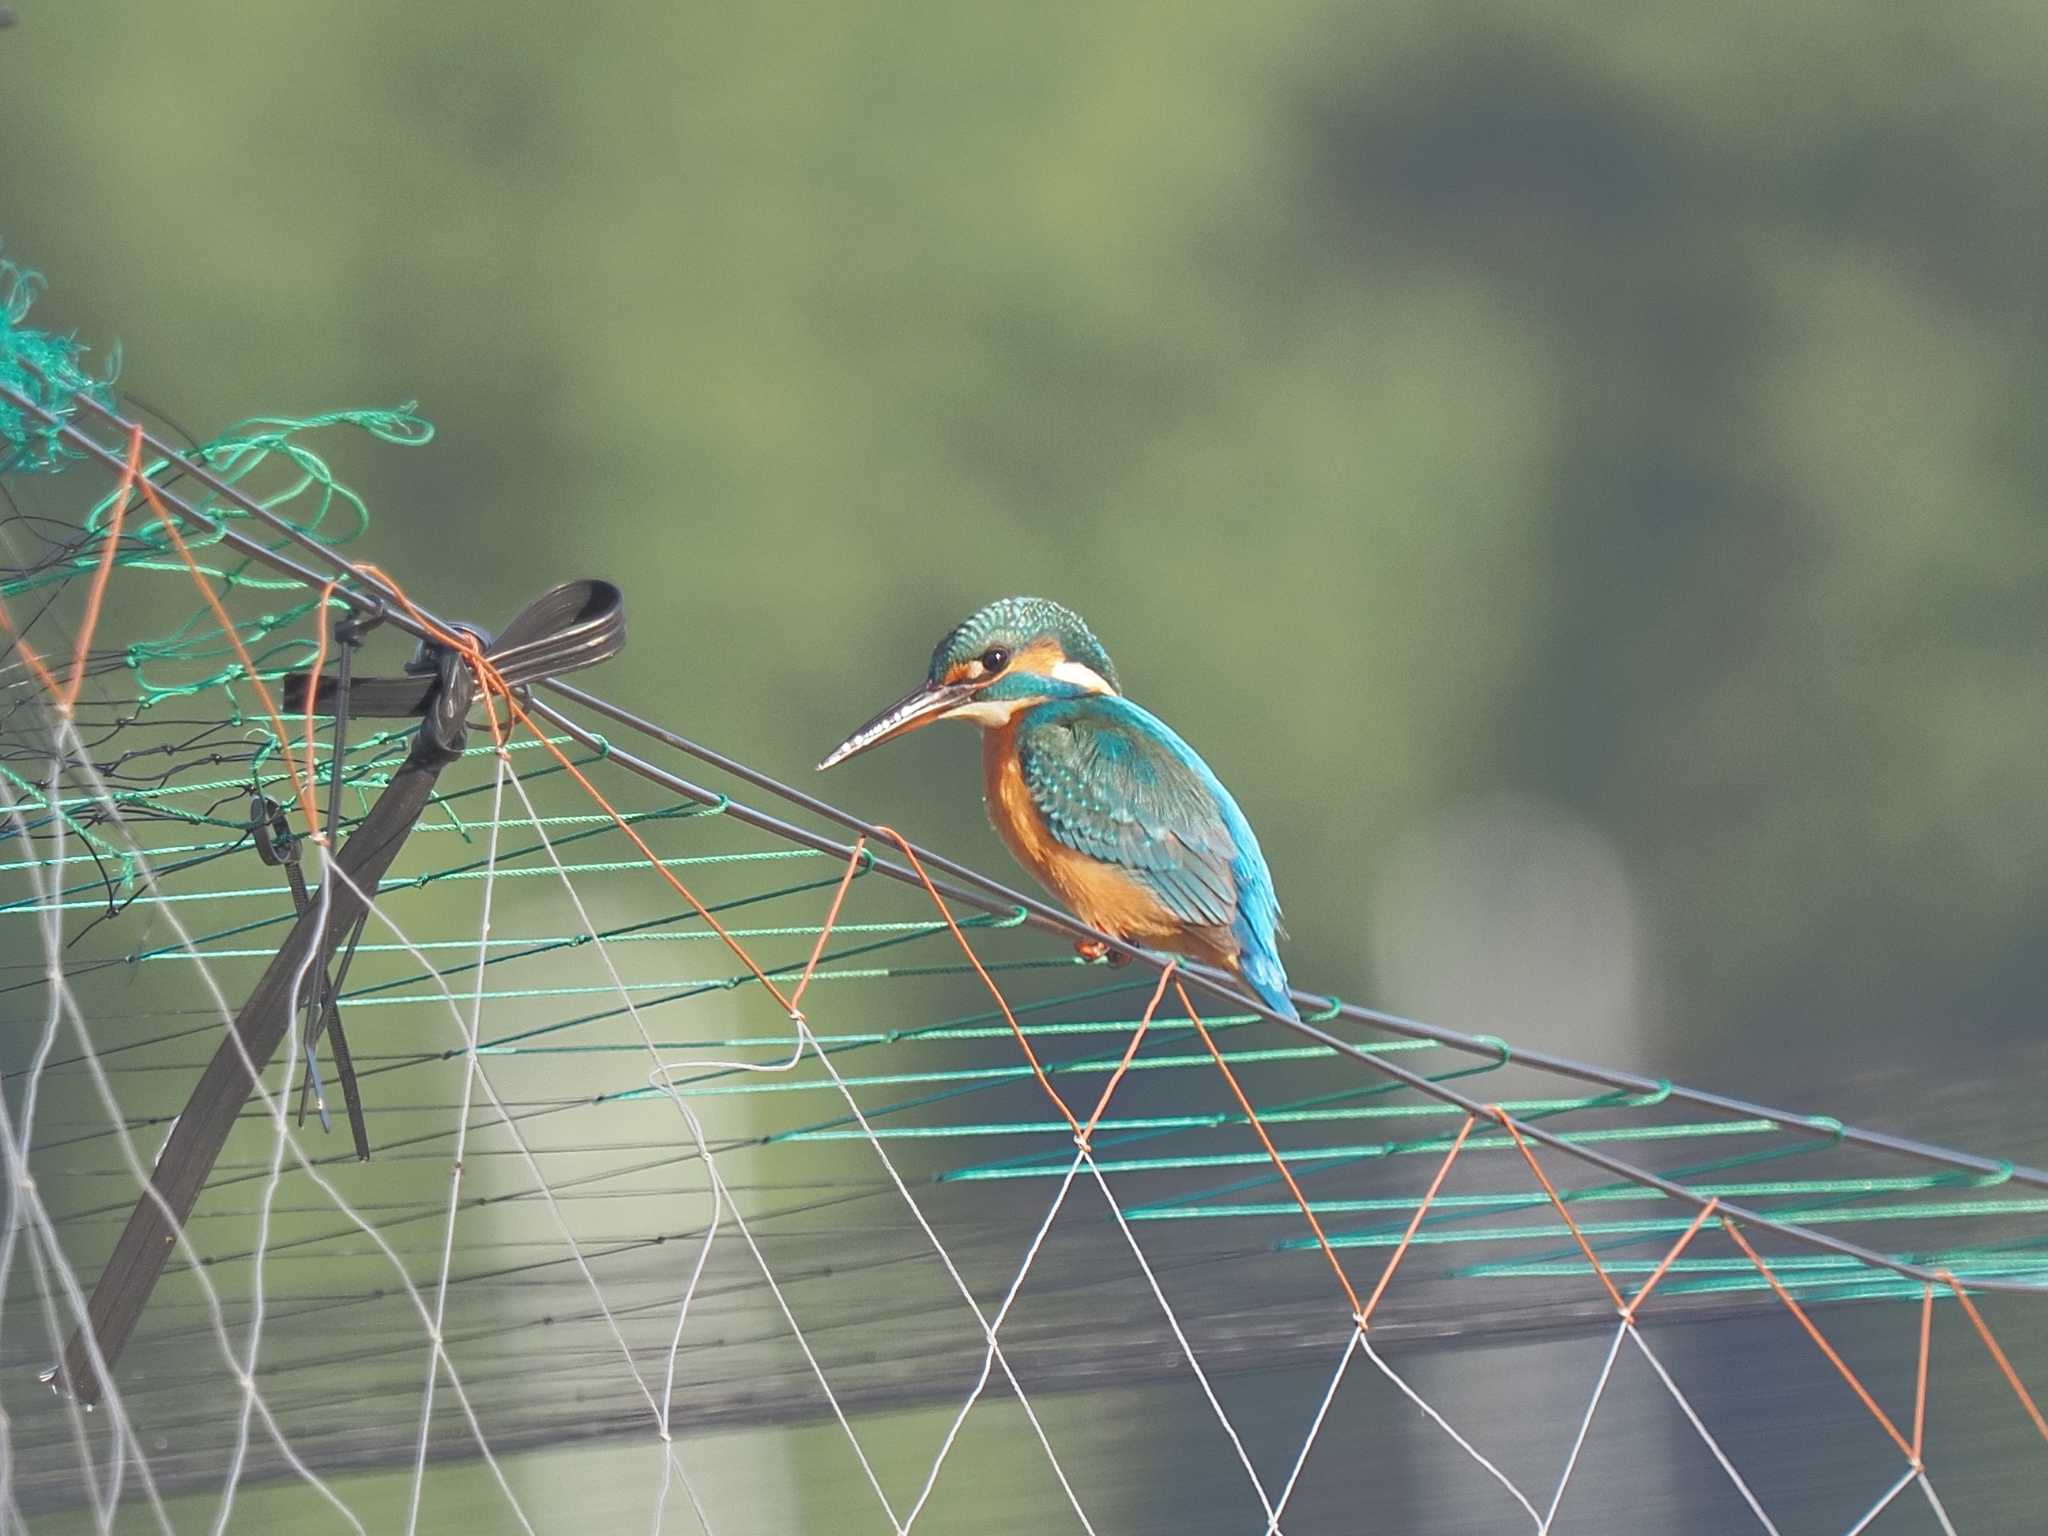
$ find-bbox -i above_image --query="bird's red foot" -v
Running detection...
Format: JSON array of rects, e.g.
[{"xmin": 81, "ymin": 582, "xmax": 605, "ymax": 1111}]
[{"xmin": 1074, "ymin": 939, "xmax": 1130, "ymax": 967}]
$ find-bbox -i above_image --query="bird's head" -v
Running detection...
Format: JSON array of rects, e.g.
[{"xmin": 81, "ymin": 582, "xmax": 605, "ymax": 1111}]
[{"xmin": 818, "ymin": 596, "xmax": 1119, "ymax": 770}]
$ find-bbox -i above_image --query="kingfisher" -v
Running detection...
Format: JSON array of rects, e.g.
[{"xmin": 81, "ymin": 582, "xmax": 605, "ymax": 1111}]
[{"xmin": 818, "ymin": 597, "xmax": 1298, "ymax": 1019}]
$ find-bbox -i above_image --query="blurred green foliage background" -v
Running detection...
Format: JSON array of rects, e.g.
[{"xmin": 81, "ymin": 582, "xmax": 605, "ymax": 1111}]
[
  {"xmin": 5, "ymin": 2, "xmax": 2046, "ymax": 1527},
  {"xmin": 7, "ymin": 2, "xmax": 2045, "ymax": 1080}
]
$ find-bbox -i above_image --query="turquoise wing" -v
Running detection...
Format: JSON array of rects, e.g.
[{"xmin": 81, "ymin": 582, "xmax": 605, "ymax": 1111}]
[
  {"xmin": 1016, "ymin": 696, "xmax": 1297, "ymax": 1018},
  {"xmin": 1014, "ymin": 699, "xmax": 1242, "ymax": 932}
]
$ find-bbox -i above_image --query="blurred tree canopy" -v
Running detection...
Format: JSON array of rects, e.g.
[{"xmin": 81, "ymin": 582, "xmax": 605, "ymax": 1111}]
[{"xmin": 3, "ymin": 0, "xmax": 2043, "ymax": 1081}]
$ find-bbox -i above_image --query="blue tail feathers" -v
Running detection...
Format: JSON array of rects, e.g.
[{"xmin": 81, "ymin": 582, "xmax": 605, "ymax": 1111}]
[{"xmin": 1240, "ymin": 946, "xmax": 1300, "ymax": 1021}]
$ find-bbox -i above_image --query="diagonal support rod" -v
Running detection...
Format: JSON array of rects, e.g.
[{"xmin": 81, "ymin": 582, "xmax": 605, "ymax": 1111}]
[
  {"xmin": 53, "ymin": 720, "xmax": 460, "ymax": 1403},
  {"xmin": 52, "ymin": 579, "xmax": 625, "ymax": 1404}
]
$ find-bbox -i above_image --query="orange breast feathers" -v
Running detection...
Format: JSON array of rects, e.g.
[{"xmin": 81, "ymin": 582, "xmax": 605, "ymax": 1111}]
[{"xmin": 981, "ymin": 723, "xmax": 1233, "ymax": 963}]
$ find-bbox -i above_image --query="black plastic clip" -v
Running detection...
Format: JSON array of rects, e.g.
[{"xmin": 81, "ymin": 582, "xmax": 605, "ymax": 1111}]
[{"xmin": 250, "ymin": 793, "xmax": 298, "ymax": 869}]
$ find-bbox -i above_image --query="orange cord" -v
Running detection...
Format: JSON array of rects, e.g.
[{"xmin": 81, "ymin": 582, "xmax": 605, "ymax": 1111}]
[
  {"xmin": 342, "ymin": 562, "xmax": 815, "ymax": 1013},
  {"xmin": 296, "ymin": 579, "xmax": 342, "ymax": 842},
  {"xmin": 1176, "ymin": 979, "xmax": 1363, "ymax": 1319},
  {"xmin": 59, "ymin": 424, "xmax": 142, "ymax": 712},
  {"xmin": 788, "ymin": 838, "xmax": 867, "ymax": 1015},
  {"xmin": 1722, "ymin": 1217, "xmax": 1916, "ymax": 1463},
  {"xmin": 870, "ymin": 824, "xmax": 1082, "ymax": 1137},
  {"xmin": 140, "ymin": 471, "xmax": 321, "ymax": 834},
  {"xmin": 0, "ymin": 423, "xmax": 145, "ymax": 712},
  {"xmin": 0, "ymin": 593, "xmax": 61, "ymax": 700},
  {"xmin": 1624, "ymin": 1196, "xmax": 1718, "ymax": 1321},
  {"xmin": 1075, "ymin": 962, "xmax": 1177, "ymax": 1153},
  {"xmin": 1939, "ymin": 1270, "xmax": 2048, "ymax": 1448},
  {"xmin": 1494, "ymin": 1110, "xmax": 1626, "ymax": 1314},
  {"xmin": 1912, "ymin": 1283, "xmax": 1933, "ymax": 1462},
  {"xmin": 1359, "ymin": 1114, "xmax": 1474, "ymax": 1329}
]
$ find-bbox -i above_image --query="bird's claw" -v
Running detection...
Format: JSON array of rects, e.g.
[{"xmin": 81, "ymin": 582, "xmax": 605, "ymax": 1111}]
[{"xmin": 1074, "ymin": 939, "xmax": 1130, "ymax": 967}]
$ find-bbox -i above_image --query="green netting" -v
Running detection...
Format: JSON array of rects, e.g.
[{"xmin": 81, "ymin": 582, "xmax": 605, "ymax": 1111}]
[
  {"xmin": 0, "ymin": 257, "xmax": 117, "ymax": 475},
  {"xmin": 4, "ymin": 264, "xmax": 2045, "ymax": 1530}
]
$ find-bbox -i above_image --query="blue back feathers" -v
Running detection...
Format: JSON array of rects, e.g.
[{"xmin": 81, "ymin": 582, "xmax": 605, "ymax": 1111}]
[{"xmin": 1016, "ymin": 694, "xmax": 1297, "ymax": 1020}]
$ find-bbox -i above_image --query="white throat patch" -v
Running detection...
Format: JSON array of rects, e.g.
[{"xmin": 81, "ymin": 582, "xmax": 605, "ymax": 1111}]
[
  {"xmin": 943, "ymin": 697, "xmax": 1031, "ymax": 726},
  {"xmin": 941, "ymin": 659, "xmax": 1115, "ymax": 728},
  {"xmin": 1049, "ymin": 660, "xmax": 1116, "ymax": 695}
]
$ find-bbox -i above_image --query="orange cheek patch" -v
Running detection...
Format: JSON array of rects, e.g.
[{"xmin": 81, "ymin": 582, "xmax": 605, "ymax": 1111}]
[{"xmin": 1010, "ymin": 637, "xmax": 1066, "ymax": 676}]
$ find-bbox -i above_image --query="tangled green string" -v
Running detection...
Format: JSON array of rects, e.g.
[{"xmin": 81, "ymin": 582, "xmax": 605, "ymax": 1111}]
[{"xmin": 0, "ymin": 255, "xmax": 119, "ymax": 474}]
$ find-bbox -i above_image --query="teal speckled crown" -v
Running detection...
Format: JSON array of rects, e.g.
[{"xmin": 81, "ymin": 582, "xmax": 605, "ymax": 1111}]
[{"xmin": 928, "ymin": 596, "xmax": 1120, "ymax": 691}]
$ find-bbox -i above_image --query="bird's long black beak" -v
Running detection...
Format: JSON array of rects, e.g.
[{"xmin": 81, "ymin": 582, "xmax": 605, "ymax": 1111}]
[{"xmin": 817, "ymin": 680, "xmax": 973, "ymax": 770}]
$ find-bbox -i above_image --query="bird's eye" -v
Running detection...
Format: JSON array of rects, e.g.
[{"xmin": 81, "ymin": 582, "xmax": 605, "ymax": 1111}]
[{"xmin": 978, "ymin": 648, "xmax": 1010, "ymax": 673}]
